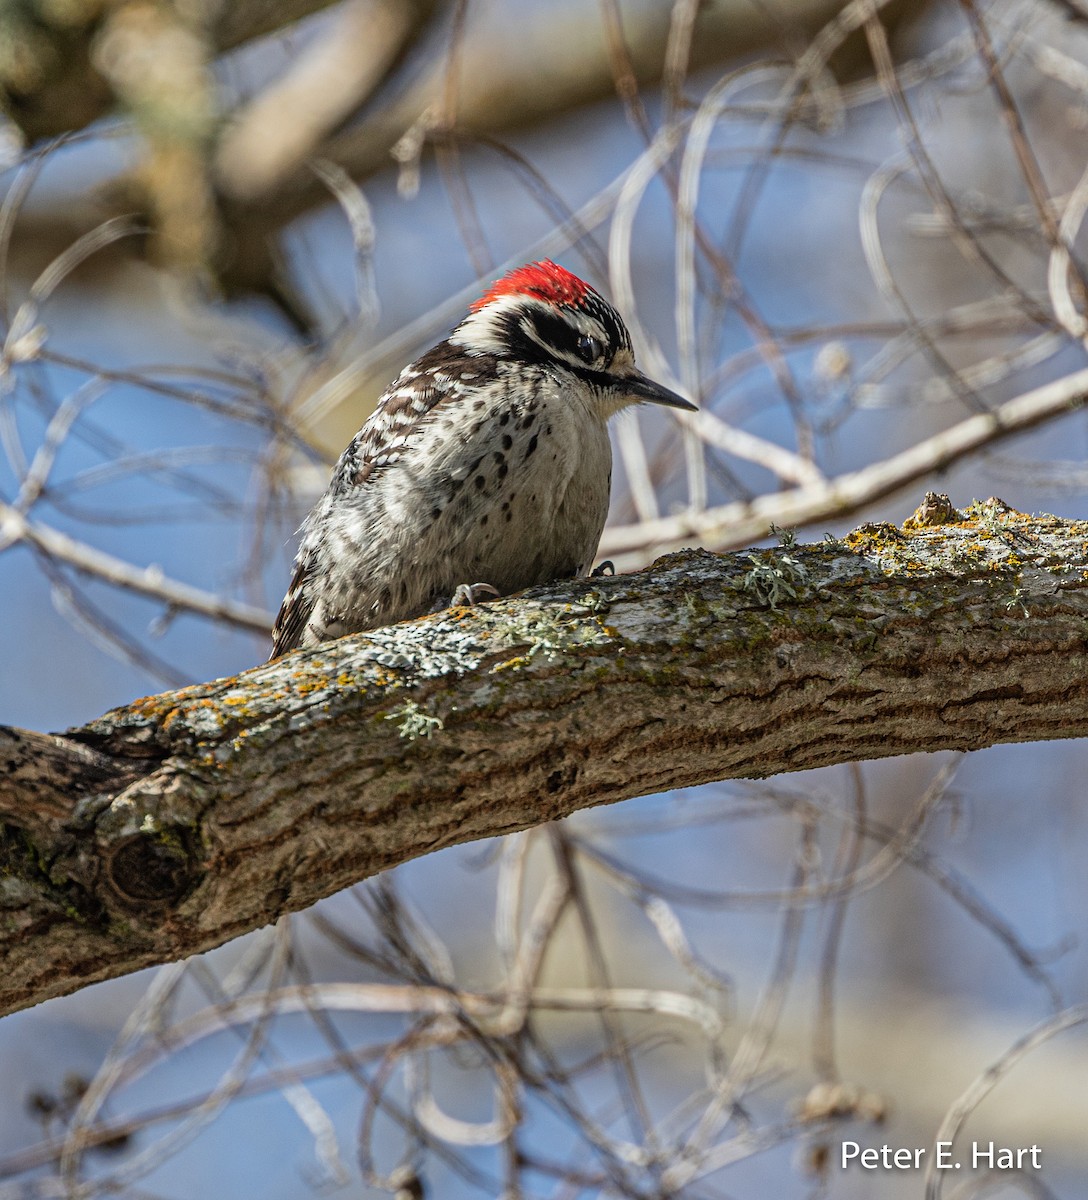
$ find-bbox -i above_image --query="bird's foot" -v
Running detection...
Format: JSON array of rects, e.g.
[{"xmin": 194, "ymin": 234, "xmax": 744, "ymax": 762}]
[
  {"xmin": 445, "ymin": 582, "xmax": 501, "ymax": 610},
  {"xmin": 590, "ymin": 560, "xmax": 615, "ymax": 578}
]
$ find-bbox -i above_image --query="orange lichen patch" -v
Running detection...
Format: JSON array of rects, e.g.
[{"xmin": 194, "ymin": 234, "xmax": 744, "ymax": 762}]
[
  {"xmin": 445, "ymin": 607, "xmax": 481, "ymax": 627},
  {"xmin": 292, "ymin": 678, "xmax": 330, "ymax": 697},
  {"xmin": 491, "ymin": 655, "xmax": 532, "ymax": 674},
  {"xmin": 844, "ymin": 522, "xmax": 902, "ymax": 548},
  {"xmin": 127, "ymin": 694, "xmax": 177, "ymax": 718},
  {"xmin": 840, "ymin": 495, "xmax": 1088, "ymax": 582},
  {"xmin": 843, "ymin": 524, "xmax": 925, "ymax": 572}
]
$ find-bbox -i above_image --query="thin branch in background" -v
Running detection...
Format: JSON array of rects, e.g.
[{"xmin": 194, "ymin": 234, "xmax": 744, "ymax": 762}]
[
  {"xmin": 963, "ymin": 0, "xmax": 1076, "ymax": 261},
  {"xmin": 433, "ymin": 0, "xmax": 493, "ymax": 280},
  {"xmin": 597, "ymin": 0, "xmax": 654, "ymax": 142},
  {"xmin": 549, "ymin": 827, "xmax": 659, "ymax": 1161},
  {"xmin": 32, "ymin": 546, "xmax": 194, "ymax": 686},
  {"xmin": 475, "ymin": 137, "xmax": 611, "ymax": 278},
  {"xmin": 0, "ymin": 203, "xmax": 285, "ymax": 657},
  {"xmin": 310, "ymin": 158, "xmax": 381, "ymax": 332},
  {"xmin": 924, "ymin": 1004, "xmax": 1088, "ymax": 1200},
  {"xmin": 601, "ymin": 364, "xmax": 1088, "ymax": 563},
  {"xmin": 1, "ymin": 499, "xmax": 273, "ymax": 633},
  {"xmin": 0, "ymin": 144, "xmax": 52, "ymax": 328},
  {"xmin": 811, "ymin": 763, "xmax": 866, "ymax": 1084},
  {"xmin": 750, "ymin": 771, "xmax": 1067, "ymax": 1011},
  {"xmin": 1051, "ymin": 0, "xmax": 1088, "ymax": 20}
]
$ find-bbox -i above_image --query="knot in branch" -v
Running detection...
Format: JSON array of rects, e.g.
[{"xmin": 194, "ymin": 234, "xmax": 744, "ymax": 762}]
[{"xmin": 105, "ymin": 830, "xmax": 199, "ymax": 909}]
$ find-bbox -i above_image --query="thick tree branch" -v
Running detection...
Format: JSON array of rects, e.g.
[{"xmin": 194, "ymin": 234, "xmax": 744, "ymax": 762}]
[{"xmin": 4, "ymin": 496, "xmax": 1088, "ymax": 1018}]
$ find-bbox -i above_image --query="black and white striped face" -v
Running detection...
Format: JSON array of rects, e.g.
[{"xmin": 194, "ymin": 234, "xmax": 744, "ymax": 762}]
[
  {"xmin": 452, "ymin": 289, "xmax": 630, "ymax": 369},
  {"xmin": 450, "ymin": 262, "xmax": 694, "ymax": 417}
]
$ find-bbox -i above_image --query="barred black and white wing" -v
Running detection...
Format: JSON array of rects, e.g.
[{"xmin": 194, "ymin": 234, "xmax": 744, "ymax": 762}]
[{"xmin": 269, "ymin": 343, "xmax": 496, "ymax": 658}]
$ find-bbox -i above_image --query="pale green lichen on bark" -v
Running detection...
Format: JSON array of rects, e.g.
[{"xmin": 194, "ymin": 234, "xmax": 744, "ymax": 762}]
[
  {"xmin": 741, "ymin": 550, "xmax": 809, "ymax": 610},
  {"xmin": 385, "ymin": 700, "xmax": 444, "ymax": 741}
]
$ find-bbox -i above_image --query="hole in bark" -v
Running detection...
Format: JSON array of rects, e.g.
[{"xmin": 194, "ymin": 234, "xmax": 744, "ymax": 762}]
[
  {"xmin": 106, "ymin": 832, "xmax": 198, "ymax": 908},
  {"xmin": 545, "ymin": 765, "xmax": 577, "ymax": 793}
]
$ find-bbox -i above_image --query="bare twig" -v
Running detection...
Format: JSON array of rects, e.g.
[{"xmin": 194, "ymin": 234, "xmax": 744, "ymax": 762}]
[
  {"xmin": 0, "ymin": 500, "xmax": 272, "ymax": 633},
  {"xmin": 601, "ymin": 366, "xmax": 1088, "ymax": 563}
]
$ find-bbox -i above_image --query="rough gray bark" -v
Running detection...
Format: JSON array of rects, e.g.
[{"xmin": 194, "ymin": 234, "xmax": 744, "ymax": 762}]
[{"xmin": 3, "ymin": 497, "xmax": 1088, "ymax": 1018}]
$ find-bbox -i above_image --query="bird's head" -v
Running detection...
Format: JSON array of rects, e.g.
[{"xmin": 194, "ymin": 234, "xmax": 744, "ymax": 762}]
[{"xmin": 450, "ymin": 260, "xmax": 695, "ymax": 417}]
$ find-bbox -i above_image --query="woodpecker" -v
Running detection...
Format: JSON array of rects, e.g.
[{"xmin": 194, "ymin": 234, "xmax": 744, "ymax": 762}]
[{"xmin": 270, "ymin": 260, "xmax": 695, "ymax": 658}]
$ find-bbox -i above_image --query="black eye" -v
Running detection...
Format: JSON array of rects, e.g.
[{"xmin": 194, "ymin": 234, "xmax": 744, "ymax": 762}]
[{"xmin": 575, "ymin": 334, "xmax": 603, "ymax": 364}]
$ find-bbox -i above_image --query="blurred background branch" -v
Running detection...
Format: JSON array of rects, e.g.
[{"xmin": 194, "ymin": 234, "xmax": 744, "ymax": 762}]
[{"xmin": 1, "ymin": 0, "xmax": 922, "ymax": 306}]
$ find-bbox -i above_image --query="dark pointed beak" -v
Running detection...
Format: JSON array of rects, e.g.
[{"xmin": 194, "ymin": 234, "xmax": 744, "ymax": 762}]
[{"xmin": 624, "ymin": 371, "xmax": 697, "ymax": 411}]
